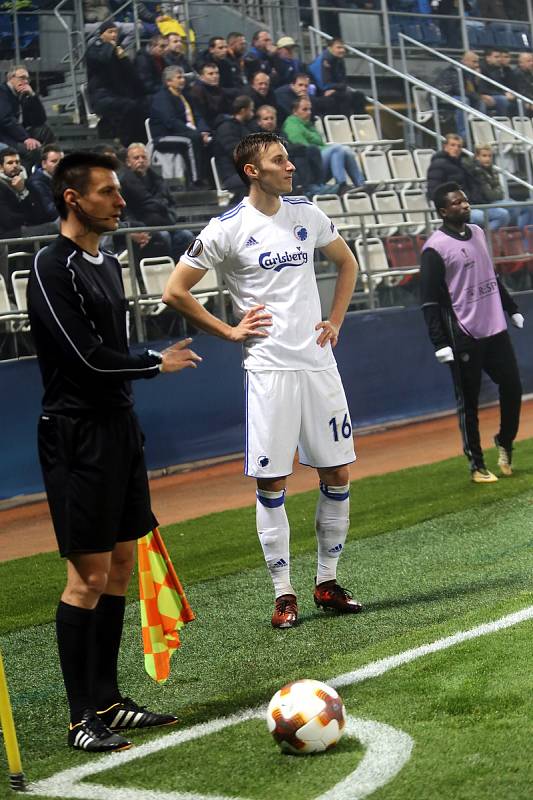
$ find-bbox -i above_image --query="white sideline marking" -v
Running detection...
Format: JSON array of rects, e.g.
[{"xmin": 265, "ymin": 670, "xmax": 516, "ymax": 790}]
[{"xmin": 27, "ymin": 606, "xmax": 533, "ymax": 800}]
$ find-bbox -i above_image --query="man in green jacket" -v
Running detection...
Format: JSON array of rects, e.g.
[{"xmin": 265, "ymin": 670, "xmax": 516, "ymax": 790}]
[{"xmin": 282, "ymin": 96, "xmax": 365, "ymax": 194}]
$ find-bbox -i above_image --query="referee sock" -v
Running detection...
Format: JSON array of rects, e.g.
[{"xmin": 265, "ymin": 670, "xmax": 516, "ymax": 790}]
[
  {"xmin": 256, "ymin": 489, "xmax": 295, "ymax": 599},
  {"xmin": 89, "ymin": 593, "xmax": 126, "ymax": 710},
  {"xmin": 55, "ymin": 601, "xmax": 95, "ymax": 725},
  {"xmin": 315, "ymin": 483, "xmax": 350, "ymax": 585}
]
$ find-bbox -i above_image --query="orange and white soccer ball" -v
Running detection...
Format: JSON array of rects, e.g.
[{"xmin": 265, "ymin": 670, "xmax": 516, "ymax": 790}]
[{"xmin": 266, "ymin": 679, "xmax": 346, "ymax": 754}]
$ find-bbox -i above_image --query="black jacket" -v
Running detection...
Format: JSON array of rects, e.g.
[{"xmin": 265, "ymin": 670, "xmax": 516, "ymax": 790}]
[
  {"xmin": 134, "ymin": 48, "xmax": 165, "ymax": 96},
  {"xmin": 150, "ymin": 86, "xmax": 207, "ymax": 139},
  {"xmin": 245, "ymin": 86, "xmax": 278, "ymax": 113},
  {"xmin": 0, "ymin": 83, "xmax": 47, "ymax": 145},
  {"xmin": 27, "ymin": 168, "xmax": 58, "ymax": 223},
  {"xmin": 213, "ymin": 116, "xmax": 256, "ymax": 181},
  {"xmin": 119, "ymin": 167, "xmax": 176, "ymax": 226},
  {"xmin": 195, "ymin": 50, "xmax": 245, "ymax": 91},
  {"xmin": 426, "ymin": 151, "xmax": 476, "ymax": 204},
  {"xmin": 463, "ymin": 160, "xmax": 504, "ymax": 206},
  {"xmin": 0, "ymin": 176, "xmax": 38, "ymax": 236},
  {"xmin": 86, "ymin": 39, "xmax": 144, "ymax": 104},
  {"xmin": 187, "ymin": 81, "xmax": 232, "ymax": 131}
]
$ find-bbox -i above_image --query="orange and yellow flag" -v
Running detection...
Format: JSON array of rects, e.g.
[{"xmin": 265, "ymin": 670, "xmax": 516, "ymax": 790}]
[{"xmin": 138, "ymin": 528, "xmax": 195, "ymax": 683}]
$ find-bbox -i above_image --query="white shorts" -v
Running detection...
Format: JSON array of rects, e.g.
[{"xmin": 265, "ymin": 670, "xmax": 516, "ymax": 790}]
[{"xmin": 244, "ymin": 367, "xmax": 356, "ymax": 478}]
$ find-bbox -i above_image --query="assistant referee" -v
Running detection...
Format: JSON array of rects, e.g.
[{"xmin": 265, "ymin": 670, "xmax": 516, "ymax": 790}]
[{"xmin": 27, "ymin": 151, "xmax": 201, "ymax": 752}]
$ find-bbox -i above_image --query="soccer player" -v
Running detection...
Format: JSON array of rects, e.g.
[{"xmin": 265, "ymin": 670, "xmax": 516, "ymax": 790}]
[
  {"xmin": 163, "ymin": 131, "xmax": 362, "ymax": 628},
  {"xmin": 420, "ymin": 182, "xmax": 523, "ymax": 483},
  {"xmin": 27, "ymin": 152, "xmax": 202, "ymax": 752}
]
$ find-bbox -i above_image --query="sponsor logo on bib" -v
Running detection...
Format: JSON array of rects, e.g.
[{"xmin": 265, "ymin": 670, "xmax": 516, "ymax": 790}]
[{"xmin": 258, "ymin": 246, "xmax": 308, "ymax": 271}]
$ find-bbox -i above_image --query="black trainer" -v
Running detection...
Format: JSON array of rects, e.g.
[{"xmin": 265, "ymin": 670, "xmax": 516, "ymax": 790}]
[
  {"xmin": 68, "ymin": 710, "xmax": 132, "ymax": 752},
  {"xmin": 97, "ymin": 697, "xmax": 178, "ymax": 731}
]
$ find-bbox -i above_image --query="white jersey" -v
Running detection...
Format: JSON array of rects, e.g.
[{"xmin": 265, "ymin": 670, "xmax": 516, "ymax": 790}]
[{"xmin": 180, "ymin": 196, "xmax": 339, "ymax": 371}]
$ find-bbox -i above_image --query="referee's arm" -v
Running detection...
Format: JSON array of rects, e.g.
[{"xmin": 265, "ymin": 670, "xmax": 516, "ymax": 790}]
[
  {"xmin": 420, "ymin": 247, "xmax": 450, "ymax": 352},
  {"xmin": 30, "ymin": 256, "xmax": 161, "ymax": 379}
]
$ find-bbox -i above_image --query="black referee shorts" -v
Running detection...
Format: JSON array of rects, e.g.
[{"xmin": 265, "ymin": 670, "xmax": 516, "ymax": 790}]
[{"xmin": 38, "ymin": 409, "xmax": 158, "ymax": 557}]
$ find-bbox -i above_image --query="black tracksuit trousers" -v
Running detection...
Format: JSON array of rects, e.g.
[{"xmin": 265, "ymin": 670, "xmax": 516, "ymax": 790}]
[{"xmin": 448, "ymin": 330, "xmax": 522, "ymax": 471}]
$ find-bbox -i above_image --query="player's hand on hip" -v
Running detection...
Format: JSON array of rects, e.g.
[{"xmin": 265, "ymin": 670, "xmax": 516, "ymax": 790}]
[
  {"xmin": 230, "ymin": 305, "xmax": 272, "ymax": 342},
  {"xmin": 160, "ymin": 338, "xmax": 202, "ymax": 372},
  {"xmin": 315, "ymin": 320, "xmax": 339, "ymax": 348}
]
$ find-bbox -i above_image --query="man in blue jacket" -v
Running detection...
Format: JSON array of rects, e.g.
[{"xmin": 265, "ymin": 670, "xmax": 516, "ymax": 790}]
[{"xmin": 308, "ymin": 39, "xmax": 365, "ymax": 116}]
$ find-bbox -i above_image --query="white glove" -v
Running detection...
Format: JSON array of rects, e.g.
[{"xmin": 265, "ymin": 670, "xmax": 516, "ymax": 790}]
[
  {"xmin": 435, "ymin": 346, "xmax": 454, "ymax": 363},
  {"xmin": 511, "ymin": 313, "xmax": 524, "ymax": 329}
]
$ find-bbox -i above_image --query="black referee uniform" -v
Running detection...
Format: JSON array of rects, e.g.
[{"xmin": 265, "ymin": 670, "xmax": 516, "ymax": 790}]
[
  {"xmin": 420, "ymin": 226, "xmax": 522, "ymax": 473},
  {"xmin": 27, "ymin": 233, "xmax": 162, "ymax": 556}
]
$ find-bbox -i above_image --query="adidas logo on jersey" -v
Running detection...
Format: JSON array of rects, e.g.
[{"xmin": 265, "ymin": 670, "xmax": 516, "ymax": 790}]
[
  {"xmin": 328, "ymin": 544, "xmax": 343, "ymax": 554},
  {"xmin": 245, "ymin": 236, "xmax": 258, "ymax": 247},
  {"xmin": 272, "ymin": 558, "xmax": 288, "ymax": 568}
]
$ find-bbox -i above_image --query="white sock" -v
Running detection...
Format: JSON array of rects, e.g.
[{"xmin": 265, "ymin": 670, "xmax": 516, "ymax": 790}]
[
  {"xmin": 315, "ymin": 483, "xmax": 350, "ymax": 585},
  {"xmin": 256, "ymin": 489, "xmax": 294, "ymax": 599}
]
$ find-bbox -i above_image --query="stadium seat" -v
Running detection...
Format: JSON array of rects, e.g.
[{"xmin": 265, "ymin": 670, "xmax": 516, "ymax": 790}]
[
  {"xmin": 145, "ymin": 118, "xmax": 188, "ymax": 180},
  {"xmin": 210, "ymin": 157, "xmax": 233, "ymax": 206},
  {"xmin": 342, "ymin": 191, "xmax": 375, "ymax": 235},
  {"xmin": 360, "ymin": 150, "xmax": 392, "ymax": 186},
  {"xmin": 491, "ymin": 116, "xmax": 517, "ymax": 155},
  {"xmin": 387, "ymin": 149, "xmax": 422, "ymax": 188},
  {"xmin": 11, "ymin": 269, "xmax": 30, "ymax": 313},
  {"xmin": 413, "ymin": 148, "xmax": 435, "ymax": 180},
  {"xmin": 401, "ymin": 188, "xmax": 438, "ymax": 235},
  {"xmin": 324, "ymin": 115, "xmax": 355, "ymax": 146},
  {"xmin": 511, "ymin": 117, "xmax": 533, "ymax": 152},
  {"xmin": 384, "ymin": 235, "xmax": 419, "ymax": 286},
  {"xmin": 470, "ymin": 118, "xmax": 496, "ymax": 149},
  {"xmin": 140, "ymin": 256, "xmax": 174, "ymax": 315},
  {"xmin": 371, "ymin": 190, "xmax": 405, "ymax": 236},
  {"xmin": 79, "ymin": 83, "xmax": 99, "ymax": 129},
  {"xmin": 191, "ymin": 266, "xmax": 225, "ymax": 307},
  {"xmin": 314, "ymin": 116, "xmax": 326, "ymax": 140},
  {"xmin": 492, "ymin": 227, "xmax": 533, "ymax": 275},
  {"xmin": 349, "ymin": 115, "xmax": 402, "ymax": 150},
  {"xmin": 312, "ymin": 194, "xmax": 354, "ymax": 236},
  {"xmin": 412, "ymin": 86, "xmax": 434, "ymax": 125},
  {"xmin": 354, "ymin": 236, "xmax": 390, "ymax": 288}
]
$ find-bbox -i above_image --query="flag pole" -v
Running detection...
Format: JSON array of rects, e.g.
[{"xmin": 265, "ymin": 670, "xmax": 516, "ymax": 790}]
[{"xmin": 0, "ymin": 648, "xmax": 25, "ymax": 791}]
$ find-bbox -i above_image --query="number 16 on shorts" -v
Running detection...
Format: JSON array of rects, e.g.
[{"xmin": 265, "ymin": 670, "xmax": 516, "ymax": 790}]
[{"xmin": 329, "ymin": 413, "xmax": 352, "ymax": 442}]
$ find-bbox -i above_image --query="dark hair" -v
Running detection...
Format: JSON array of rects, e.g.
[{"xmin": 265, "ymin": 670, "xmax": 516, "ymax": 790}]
[
  {"xmin": 232, "ymin": 94, "xmax": 253, "ymax": 114},
  {"xmin": 291, "ymin": 95, "xmax": 309, "ymax": 112},
  {"xmin": 52, "ymin": 151, "xmax": 119, "ymax": 219},
  {"xmin": 233, "ymin": 131, "xmax": 285, "ymax": 186},
  {"xmin": 0, "ymin": 147, "xmax": 19, "ymax": 164},
  {"xmin": 208, "ymin": 36, "xmax": 225, "ymax": 48},
  {"xmin": 329, "ymin": 37, "xmax": 344, "ymax": 46},
  {"xmin": 291, "ymin": 72, "xmax": 310, "ymax": 84},
  {"xmin": 251, "ymin": 29, "xmax": 269, "ymax": 45},
  {"xmin": 433, "ymin": 181, "xmax": 463, "ymax": 213},
  {"xmin": 42, "ymin": 143, "xmax": 62, "ymax": 159},
  {"xmin": 227, "ymin": 31, "xmax": 244, "ymax": 43},
  {"xmin": 199, "ymin": 62, "xmax": 218, "ymax": 74}
]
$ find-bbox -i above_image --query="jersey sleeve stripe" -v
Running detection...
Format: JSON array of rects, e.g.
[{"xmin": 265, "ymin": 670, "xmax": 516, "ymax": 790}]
[{"xmin": 33, "ymin": 248, "xmax": 158, "ymax": 376}]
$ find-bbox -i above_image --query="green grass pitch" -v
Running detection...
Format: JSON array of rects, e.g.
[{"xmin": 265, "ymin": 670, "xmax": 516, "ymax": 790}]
[{"xmin": 0, "ymin": 443, "xmax": 532, "ymax": 798}]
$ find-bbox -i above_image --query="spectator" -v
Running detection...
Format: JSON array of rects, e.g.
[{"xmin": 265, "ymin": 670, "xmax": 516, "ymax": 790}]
[
  {"xmin": 226, "ymin": 32, "xmax": 248, "ymax": 87},
  {"xmin": 427, "ymin": 134, "xmax": 489, "ymax": 227},
  {"xmin": 275, "ymin": 72, "xmax": 311, "ymax": 123},
  {"xmin": 431, "ymin": 0, "xmax": 471, "ymax": 46},
  {"xmin": 119, "ymin": 142, "xmax": 193, "ymax": 260},
  {"xmin": 434, "ymin": 50, "xmax": 488, "ymax": 140},
  {"xmin": 213, "ymin": 95, "xmax": 257, "ymax": 199},
  {"xmin": 244, "ymin": 30, "xmax": 278, "ymax": 84},
  {"xmin": 246, "ymin": 71, "xmax": 278, "ymax": 113},
  {"xmin": 135, "ymin": 34, "xmax": 167, "ymax": 97},
  {"xmin": 188, "ymin": 63, "xmax": 233, "ymax": 132},
  {"xmin": 465, "ymin": 145, "xmax": 510, "ymax": 230},
  {"xmin": 512, "ymin": 53, "xmax": 533, "ymax": 114},
  {"xmin": 150, "ymin": 66, "xmax": 210, "ymax": 186},
  {"xmin": 499, "ymin": 50, "xmax": 517, "ymax": 93},
  {"xmin": 256, "ymin": 104, "xmax": 330, "ymax": 196},
  {"xmin": 196, "ymin": 37, "xmax": 244, "ymax": 91},
  {"xmin": 307, "ymin": 39, "xmax": 366, "ymax": 117},
  {"xmin": 0, "ymin": 65, "xmax": 54, "ymax": 165},
  {"xmin": 163, "ymin": 33, "xmax": 192, "ymax": 73},
  {"xmin": 283, "ymin": 96, "xmax": 365, "ymax": 194},
  {"xmin": 480, "ymin": 49, "xmax": 515, "ymax": 115},
  {"xmin": 0, "ymin": 148, "xmax": 56, "ymax": 240},
  {"xmin": 86, "ymin": 21, "xmax": 147, "ymax": 144},
  {"xmin": 27, "ymin": 144, "xmax": 64, "ymax": 224},
  {"xmin": 272, "ymin": 36, "xmax": 305, "ymax": 87},
  {"xmin": 83, "ymin": 0, "xmax": 139, "ymax": 50}
]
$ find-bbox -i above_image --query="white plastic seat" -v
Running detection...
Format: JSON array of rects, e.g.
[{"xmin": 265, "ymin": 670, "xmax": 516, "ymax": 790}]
[
  {"xmin": 323, "ymin": 115, "xmax": 354, "ymax": 145},
  {"xmin": 210, "ymin": 157, "xmax": 232, "ymax": 206},
  {"xmin": 387, "ymin": 149, "xmax": 421, "ymax": 188},
  {"xmin": 371, "ymin": 190, "xmax": 404, "ymax": 236},
  {"xmin": 470, "ymin": 118, "xmax": 496, "ymax": 148},
  {"xmin": 354, "ymin": 237, "xmax": 389, "ymax": 288},
  {"xmin": 349, "ymin": 114, "xmax": 403, "ymax": 149},
  {"xmin": 360, "ymin": 150, "xmax": 392, "ymax": 185},
  {"xmin": 11, "ymin": 269, "xmax": 30, "ymax": 312},
  {"xmin": 400, "ymin": 188, "xmax": 439, "ymax": 235},
  {"xmin": 342, "ymin": 192, "xmax": 375, "ymax": 234},
  {"xmin": 312, "ymin": 194, "xmax": 353, "ymax": 233},
  {"xmin": 511, "ymin": 116, "xmax": 533, "ymax": 153},
  {"xmin": 492, "ymin": 116, "xmax": 517, "ymax": 154},
  {"xmin": 80, "ymin": 82, "xmax": 100, "ymax": 129},
  {"xmin": 413, "ymin": 148, "xmax": 436, "ymax": 180},
  {"xmin": 412, "ymin": 86, "xmax": 434, "ymax": 124},
  {"xmin": 145, "ymin": 117, "xmax": 189, "ymax": 180},
  {"xmin": 191, "ymin": 266, "xmax": 224, "ymax": 307},
  {"xmin": 140, "ymin": 256, "xmax": 174, "ymax": 315},
  {"xmin": 314, "ymin": 116, "xmax": 326, "ymax": 139}
]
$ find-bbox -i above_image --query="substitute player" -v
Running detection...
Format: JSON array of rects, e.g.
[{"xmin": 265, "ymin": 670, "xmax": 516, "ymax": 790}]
[
  {"xmin": 163, "ymin": 131, "xmax": 362, "ymax": 628},
  {"xmin": 27, "ymin": 152, "xmax": 201, "ymax": 752},
  {"xmin": 421, "ymin": 182, "xmax": 523, "ymax": 483}
]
